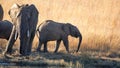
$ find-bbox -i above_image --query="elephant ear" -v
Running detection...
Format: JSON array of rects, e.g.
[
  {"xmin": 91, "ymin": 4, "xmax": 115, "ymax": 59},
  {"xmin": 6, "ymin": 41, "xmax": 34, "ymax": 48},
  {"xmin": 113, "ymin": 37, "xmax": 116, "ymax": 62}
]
[
  {"xmin": 8, "ymin": 4, "xmax": 21, "ymax": 19},
  {"xmin": 0, "ymin": 5, "xmax": 4, "ymax": 21},
  {"xmin": 62, "ymin": 23, "xmax": 71, "ymax": 35}
]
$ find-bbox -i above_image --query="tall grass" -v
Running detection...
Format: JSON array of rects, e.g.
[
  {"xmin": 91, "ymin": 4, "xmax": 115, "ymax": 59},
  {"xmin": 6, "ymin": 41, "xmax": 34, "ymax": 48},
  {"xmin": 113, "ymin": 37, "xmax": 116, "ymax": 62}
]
[{"xmin": 0, "ymin": 0, "xmax": 120, "ymax": 55}]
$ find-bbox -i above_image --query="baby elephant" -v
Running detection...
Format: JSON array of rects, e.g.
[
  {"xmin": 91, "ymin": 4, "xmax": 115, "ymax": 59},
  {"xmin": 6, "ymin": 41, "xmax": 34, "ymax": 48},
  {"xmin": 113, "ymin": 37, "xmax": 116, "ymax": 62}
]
[
  {"xmin": 36, "ymin": 20, "xmax": 82, "ymax": 53},
  {"xmin": 0, "ymin": 20, "xmax": 13, "ymax": 40}
]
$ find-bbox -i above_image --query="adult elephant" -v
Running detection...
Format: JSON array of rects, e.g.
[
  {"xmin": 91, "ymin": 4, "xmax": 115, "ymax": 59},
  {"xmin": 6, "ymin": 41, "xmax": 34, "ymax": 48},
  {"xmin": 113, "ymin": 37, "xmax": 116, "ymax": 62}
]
[
  {"xmin": 0, "ymin": 20, "xmax": 13, "ymax": 40},
  {"xmin": 36, "ymin": 20, "xmax": 82, "ymax": 53},
  {"xmin": 4, "ymin": 4, "xmax": 39, "ymax": 56}
]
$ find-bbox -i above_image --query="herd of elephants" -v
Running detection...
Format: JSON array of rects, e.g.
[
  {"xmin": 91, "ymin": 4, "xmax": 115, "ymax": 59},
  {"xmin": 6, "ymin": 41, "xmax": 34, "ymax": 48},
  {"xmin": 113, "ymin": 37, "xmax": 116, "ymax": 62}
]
[{"xmin": 0, "ymin": 4, "xmax": 82, "ymax": 56}]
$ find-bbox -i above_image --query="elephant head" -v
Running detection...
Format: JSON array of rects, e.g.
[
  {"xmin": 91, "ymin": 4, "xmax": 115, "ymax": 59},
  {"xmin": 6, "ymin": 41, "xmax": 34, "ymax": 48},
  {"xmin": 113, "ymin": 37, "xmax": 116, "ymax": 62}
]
[
  {"xmin": 4, "ymin": 4, "xmax": 38, "ymax": 56},
  {"xmin": 63, "ymin": 23, "xmax": 82, "ymax": 52},
  {"xmin": 8, "ymin": 4, "xmax": 31, "ymax": 38}
]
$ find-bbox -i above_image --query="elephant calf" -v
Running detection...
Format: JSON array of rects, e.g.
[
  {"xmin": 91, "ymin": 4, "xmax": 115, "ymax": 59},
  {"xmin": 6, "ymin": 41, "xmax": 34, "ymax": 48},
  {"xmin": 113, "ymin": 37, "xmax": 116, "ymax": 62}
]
[
  {"xmin": 0, "ymin": 20, "xmax": 13, "ymax": 40},
  {"xmin": 36, "ymin": 20, "xmax": 82, "ymax": 53}
]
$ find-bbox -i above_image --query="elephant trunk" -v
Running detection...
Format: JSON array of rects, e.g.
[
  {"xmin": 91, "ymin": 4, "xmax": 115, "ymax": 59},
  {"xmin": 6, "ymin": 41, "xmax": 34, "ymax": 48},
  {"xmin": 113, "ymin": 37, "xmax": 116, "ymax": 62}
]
[{"xmin": 76, "ymin": 34, "xmax": 82, "ymax": 52}]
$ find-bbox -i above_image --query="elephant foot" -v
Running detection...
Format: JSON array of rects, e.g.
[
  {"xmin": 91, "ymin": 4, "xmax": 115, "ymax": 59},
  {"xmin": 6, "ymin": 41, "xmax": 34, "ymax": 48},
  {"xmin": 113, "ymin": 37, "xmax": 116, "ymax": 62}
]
[
  {"xmin": 67, "ymin": 51, "xmax": 70, "ymax": 53},
  {"xmin": 3, "ymin": 51, "xmax": 12, "ymax": 56},
  {"xmin": 36, "ymin": 48, "xmax": 41, "ymax": 52},
  {"xmin": 3, "ymin": 52, "xmax": 14, "ymax": 59},
  {"xmin": 36, "ymin": 49, "xmax": 42, "ymax": 52},
  {"xmin": 20, "ymin": 53, "xmax": 30, "ymax": 56},
  {"xmin": 44, "ymin": 50, "xmax": 48, "ymax": 53},
  {"xmin": 54, "ymin": 51, "xmax": 58, "ymax": 53},
  {"xmin": 20, "ymin": 50, "xmax": 31, "ymax": 56}
]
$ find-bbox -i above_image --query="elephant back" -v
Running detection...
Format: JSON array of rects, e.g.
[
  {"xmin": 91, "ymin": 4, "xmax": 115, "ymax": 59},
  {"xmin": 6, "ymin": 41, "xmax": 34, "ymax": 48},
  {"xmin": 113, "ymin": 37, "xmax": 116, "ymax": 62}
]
[
  {"xmin": 38, "ymin": 20, "xmax": 65, "ymax": 38},
  {"xmin": 0, "ymin": 20, "xmax": 13, "ymax": 40}
]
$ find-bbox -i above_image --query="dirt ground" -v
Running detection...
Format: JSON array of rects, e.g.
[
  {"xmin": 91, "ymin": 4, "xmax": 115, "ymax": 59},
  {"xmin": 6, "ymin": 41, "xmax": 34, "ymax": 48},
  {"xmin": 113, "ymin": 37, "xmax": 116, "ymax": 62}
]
[{"xmin": 0, "ymin": 49, "xmax": 120, "ymax": 68}]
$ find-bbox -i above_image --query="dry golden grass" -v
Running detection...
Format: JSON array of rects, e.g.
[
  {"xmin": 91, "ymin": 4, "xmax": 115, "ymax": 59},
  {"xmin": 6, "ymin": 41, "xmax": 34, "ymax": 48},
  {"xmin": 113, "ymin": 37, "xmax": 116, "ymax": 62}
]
[{"xmin": 0, "ymin": 0, "xmax": 120, "ymax": 56}]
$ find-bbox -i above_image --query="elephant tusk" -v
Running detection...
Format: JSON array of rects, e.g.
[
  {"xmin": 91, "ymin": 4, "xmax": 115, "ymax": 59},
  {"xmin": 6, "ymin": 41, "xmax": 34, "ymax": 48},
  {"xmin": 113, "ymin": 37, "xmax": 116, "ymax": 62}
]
[
  {"xmin": 27, "ymin": 30, "xmax": 30, "ymax": 38},
  {"xmin": 15, "ymin": 31, "xmax": 17, "ymax": 40}
]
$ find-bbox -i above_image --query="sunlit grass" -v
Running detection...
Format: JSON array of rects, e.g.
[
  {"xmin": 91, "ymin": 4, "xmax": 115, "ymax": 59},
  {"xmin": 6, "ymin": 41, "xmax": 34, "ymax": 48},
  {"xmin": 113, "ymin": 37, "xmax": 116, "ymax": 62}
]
[{"xmin": 0, "ymin": 0, "xmax": 120, "ymax": 60}]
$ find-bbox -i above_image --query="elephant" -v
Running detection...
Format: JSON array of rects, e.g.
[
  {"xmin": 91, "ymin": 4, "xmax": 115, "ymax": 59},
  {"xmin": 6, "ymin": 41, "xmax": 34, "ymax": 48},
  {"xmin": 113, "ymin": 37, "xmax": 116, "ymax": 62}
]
[
  {"xmin": 4, "ymin": 4, "xmax": 39, "ymax": 56},
  {"xmin": 36, "ymin": 20, "xmax": 82, "ymax": 53},
  {"xmin": 0, "ymin": 4, "xmax": 4, "ymax": 21},
  {"xmin": 0, "ymin": 20, "xmax": 13, "ymax": 40}
]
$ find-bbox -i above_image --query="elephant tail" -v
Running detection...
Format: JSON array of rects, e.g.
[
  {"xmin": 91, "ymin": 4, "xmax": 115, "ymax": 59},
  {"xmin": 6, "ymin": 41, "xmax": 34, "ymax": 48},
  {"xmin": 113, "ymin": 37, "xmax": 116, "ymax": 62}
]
[{"xmin": 36, "ymin": 23, "xmax": 43, "ymax": 39}]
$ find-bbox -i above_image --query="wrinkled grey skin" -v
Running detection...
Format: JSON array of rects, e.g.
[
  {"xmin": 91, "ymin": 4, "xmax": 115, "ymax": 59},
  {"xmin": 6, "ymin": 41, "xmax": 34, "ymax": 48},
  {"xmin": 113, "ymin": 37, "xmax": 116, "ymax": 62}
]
[
  {"xmin": 0, "ymin": 20, "xmax": 13, "ymax": 40},
  {"xmin": 36, "ymin": 20, "xmax": 82, "ymax": 53},
  {"xmin": 0, "ymin": 4, "xmax": 4, "ymax": 21},
  {"xmin": 4, "ymin": 4, "xmax": 39, "ymax": 56}
]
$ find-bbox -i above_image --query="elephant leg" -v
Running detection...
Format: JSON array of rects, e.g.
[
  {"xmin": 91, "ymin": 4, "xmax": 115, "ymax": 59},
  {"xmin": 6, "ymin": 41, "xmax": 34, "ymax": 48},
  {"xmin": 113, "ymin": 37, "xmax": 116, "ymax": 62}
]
[
  {"xmin": 54, "ymin": 40, "xmax": 61, "ymax": 53},
  {"xmin": 36, "ymin": 39, "xmax": 42, "ymax": 52},
  {"xmin": 44, "ymin": 42, "xmax": 48, "ymax": 52},
  {"xmin": 4, "ymin": 26, "xmax": 18, "ymax": 54},
  {"xmin": 63, "ymin": 37, "xmax": 69, "ymax": 53},
  {"xmin": 26, "ymin": 32, "xmax": 35, "ymax": 54},
  {"xmin": 20, "ymin": 36, "xmax": 30, "ymax": 56}
]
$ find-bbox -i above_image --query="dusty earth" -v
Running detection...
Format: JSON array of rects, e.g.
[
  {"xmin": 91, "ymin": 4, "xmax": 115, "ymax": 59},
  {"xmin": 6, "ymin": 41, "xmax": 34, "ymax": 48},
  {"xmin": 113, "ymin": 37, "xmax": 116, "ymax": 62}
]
[{"xmin": 0, "ymin": 49, "xmax": 120, "ymax": 68}]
